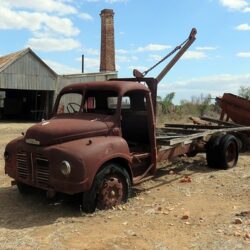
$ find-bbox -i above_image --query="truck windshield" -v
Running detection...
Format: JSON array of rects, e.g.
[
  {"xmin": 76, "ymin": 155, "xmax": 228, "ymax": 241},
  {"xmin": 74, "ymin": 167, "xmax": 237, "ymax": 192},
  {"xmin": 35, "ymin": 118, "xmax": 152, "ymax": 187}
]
[
  {"xmin": 56, "ymin": 89, "xmax": 119, "ymax": 116},
  {"xmin": 57, "ymin": 92, "xmax": 82, "ymax": 114}
]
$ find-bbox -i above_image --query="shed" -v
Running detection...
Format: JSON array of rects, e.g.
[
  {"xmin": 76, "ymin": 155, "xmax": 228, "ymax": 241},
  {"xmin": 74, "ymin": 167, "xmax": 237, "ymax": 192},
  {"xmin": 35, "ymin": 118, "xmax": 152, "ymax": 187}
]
[
  {"xmin": 0, "ymin": 48, "xmax": 57, "ymax": 120},
  {"xmin": 0, "ymin": 48, "xmax": 117, "ymax": 121}
]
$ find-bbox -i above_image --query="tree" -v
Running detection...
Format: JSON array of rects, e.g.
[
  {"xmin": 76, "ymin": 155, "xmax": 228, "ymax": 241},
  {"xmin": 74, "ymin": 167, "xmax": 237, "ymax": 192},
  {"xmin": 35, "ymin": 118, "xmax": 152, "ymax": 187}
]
[
  {"xmin": 195, "ymin": 94, "xmax": 211, "ymax": 116},
  {"xmin": 161, "ymin": 92, "xmax": 175, "ymax": 114},
  {"xmin": 238, "ymin": 86, "xmax": 250, "ymax": 99},
  {"xmin": 179, "ymin": 94, "xmax": 212, "ymax": 116}
]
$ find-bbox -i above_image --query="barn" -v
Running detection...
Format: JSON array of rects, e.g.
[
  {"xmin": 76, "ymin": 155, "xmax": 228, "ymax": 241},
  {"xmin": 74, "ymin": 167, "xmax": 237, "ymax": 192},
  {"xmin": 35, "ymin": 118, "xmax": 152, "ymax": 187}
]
[
  {"xmin": 0, "ymin": 48, "xmax": 57, "ymax": 121},
  {"xmin": 0, "ymin": 9, "xmax": 117, "ymax": 121}
]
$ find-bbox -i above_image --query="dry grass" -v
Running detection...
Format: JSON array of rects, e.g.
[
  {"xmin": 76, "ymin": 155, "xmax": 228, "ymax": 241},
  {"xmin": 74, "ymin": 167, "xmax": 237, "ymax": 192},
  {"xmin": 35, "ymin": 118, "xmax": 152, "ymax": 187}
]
[{"xmin": 0, "ymin": 123, "xmax": 249, "ymax": 249}]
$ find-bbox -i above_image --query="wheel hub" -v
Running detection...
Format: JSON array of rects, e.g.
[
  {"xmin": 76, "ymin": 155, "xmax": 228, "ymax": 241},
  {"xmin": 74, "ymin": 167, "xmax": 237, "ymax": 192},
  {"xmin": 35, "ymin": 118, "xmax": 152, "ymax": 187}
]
[{"xmin": 98, "ymin": 176, "xmax": 124, "ymax": 209}]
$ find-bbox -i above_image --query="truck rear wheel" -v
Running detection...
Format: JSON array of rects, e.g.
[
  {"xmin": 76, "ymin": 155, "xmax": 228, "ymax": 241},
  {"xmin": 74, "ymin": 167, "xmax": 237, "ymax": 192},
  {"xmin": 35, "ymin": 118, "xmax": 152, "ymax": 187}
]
[
  {"xmin": 206, "ymin": 134, "xmax": 239, "ymax": 170},
  {"xmin": 218, "ymin": 134, "xmax": 239, "ymax": 169},
  {"xmin": 81, "ymin": 163, "xmax": 131, "ymax": 213},
  {"xmin": 206, "ymin": 134, "xmax": 223, "ymax": 168}
]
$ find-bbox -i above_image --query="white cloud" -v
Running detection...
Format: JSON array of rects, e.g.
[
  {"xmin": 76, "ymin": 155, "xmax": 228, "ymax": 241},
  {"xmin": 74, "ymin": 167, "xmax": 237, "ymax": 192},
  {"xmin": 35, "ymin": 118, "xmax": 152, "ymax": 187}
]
[
  {"xmin": 116, "ymin": 55, "xmax": 138, "ymax": 63},
  {"xmin": 235, "ymin": 23, "xmax": 250, "ymax": 30},
  {"xmin": 243, "ymin": 6, "xmax": 250, "ymax": 11},
  {"xmin": 237, "ymin": 51, "xmax": 250, "ymax": 57},
  {"xmin": 0, "ymin": 5, "xmax": 80, "ymax": 36},
  {"xmin": 44, "ymin": 59, "xmax": 79, "ymax": 74},
  {"xmin": 76, "ymin": 57, "xmax": 99, "ymax": 71},
  {"xmin": 137, "ymin": 44, "xmax": 171, "ymax": 52},
  {"xmin": 79, "ymin": 12, "xmax": 93, "ymax": 21},
  {"xmin": 196, "ymin": 46, "xmax": 217, "ymax": 51},
  {"xmin": 84, "ymin": 58, "xmax": 99, "ymax": 70},
  {"xmin": 27, "ymin": 37, "xmax": 81, "ymax": 51},
  {"xmin": 85, "ymin": 0, "xmax": 128, "ymax": 2},
  {"xmin": 148, "ymin": 54, "xmax": 163, "ymax": 61},
  {"xmin": 105, "ymin": 0, "xmax": 128, "ymax": 3},
  {"xmin": 128, "ymin": 65, "xmax": 148, "ymax": 72},
  {"xmin": 83, "ymin": 48, "xmax": 99, "ymax": 56},
  {"xmin": 2, "ymin": 0, "xmax": 77, "ymax": 15},
  {"xmin": 159, "ymin": 73, "xmax": 250, "ymax": 102},
  {"xmin": 182, "ymin": 51, "xmax": 207, "ymax": 60},
  {"xmin": 116, "ymin": 49, "xmax": 128, "ymax": 54},
  {"xmin": 219, "ymin": 0, "xmax": 250, "ymax": 12}
]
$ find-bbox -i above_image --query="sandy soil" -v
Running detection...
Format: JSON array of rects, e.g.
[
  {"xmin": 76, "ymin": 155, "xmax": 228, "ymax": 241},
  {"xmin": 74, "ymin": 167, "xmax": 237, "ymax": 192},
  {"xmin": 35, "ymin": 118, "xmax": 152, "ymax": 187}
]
[{"xmin": 0, "ymin": 123, "xmax": 249, "ymax": 250}]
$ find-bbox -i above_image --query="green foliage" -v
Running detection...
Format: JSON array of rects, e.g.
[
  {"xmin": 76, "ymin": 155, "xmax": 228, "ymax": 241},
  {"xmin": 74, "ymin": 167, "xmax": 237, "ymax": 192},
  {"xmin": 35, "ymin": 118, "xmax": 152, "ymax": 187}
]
[
  {"xmin": 238, "ymin": 86, "xmax": 250, "ymax": 99},
  {"xmin": 180, "ymin": 94, "xmax": 212, "ymax": 116},
  {"xmin": 156, "ymin": 93, "xmax": 218, "ymax": 125},
  {"xmin": 161, "ymin": 92, "xmax": 175, "ymax": 114}
]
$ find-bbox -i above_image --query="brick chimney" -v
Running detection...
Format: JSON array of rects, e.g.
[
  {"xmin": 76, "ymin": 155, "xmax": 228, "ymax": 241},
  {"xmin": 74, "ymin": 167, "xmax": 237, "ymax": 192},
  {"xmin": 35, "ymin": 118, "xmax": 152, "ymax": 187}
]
[{"xmin": 100, "ymin": 9, "xmax": 115, "ymax": 72}]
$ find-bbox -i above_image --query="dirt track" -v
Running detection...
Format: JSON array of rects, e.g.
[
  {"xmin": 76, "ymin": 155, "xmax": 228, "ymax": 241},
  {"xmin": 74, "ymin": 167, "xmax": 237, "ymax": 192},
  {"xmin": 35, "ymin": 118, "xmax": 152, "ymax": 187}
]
[{"xmin": 0, "ymin": 123, "xmax": 249, "ymax": 250}]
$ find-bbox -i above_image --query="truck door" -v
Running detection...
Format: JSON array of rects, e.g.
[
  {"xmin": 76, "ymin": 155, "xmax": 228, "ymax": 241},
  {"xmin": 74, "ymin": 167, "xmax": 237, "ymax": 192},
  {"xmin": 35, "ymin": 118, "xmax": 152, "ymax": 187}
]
[{"xmin": 120, "ymin": 90, "xmax": 156, "ymax": 176}]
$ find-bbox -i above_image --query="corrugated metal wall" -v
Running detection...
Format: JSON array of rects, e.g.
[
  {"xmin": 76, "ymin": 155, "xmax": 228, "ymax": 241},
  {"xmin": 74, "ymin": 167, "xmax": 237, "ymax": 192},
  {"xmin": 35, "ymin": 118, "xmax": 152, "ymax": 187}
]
[{"xmin": 0, "ymin": 53, "xmax": 56, "ymax": 90}]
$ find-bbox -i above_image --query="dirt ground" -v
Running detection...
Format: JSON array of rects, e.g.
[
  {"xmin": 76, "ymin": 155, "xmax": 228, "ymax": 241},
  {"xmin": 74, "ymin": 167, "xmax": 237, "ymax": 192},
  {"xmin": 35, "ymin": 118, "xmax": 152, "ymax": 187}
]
[{"xmin": 0, "ymin": 123, "xmax": 249, "ymax": 250}]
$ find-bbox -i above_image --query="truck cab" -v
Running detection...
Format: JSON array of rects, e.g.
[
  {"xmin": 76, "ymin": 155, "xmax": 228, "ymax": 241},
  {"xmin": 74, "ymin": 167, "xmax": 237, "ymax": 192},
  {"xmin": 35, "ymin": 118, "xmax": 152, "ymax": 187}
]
[{"xmin": 4, "ymin": 81, "xmax": 156, "ymax": 212}]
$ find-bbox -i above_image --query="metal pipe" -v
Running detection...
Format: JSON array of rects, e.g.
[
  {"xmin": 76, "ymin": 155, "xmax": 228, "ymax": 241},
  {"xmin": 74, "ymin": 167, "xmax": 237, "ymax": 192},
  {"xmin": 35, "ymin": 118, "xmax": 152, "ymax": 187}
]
[
  {"xmin": 155, "ymin": 28, "xmax": 197, "ymax": 84},
  {"xmin": 82, "ymin": 54, "xmax": 84, "ymax": 73}
]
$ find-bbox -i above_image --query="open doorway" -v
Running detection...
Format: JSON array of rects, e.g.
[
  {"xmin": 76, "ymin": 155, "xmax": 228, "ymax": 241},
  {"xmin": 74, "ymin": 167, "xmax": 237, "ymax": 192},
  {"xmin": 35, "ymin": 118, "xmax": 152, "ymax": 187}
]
[{"xmin": 0, "ymin": 89, "xmax": 54, "ymax": 121}]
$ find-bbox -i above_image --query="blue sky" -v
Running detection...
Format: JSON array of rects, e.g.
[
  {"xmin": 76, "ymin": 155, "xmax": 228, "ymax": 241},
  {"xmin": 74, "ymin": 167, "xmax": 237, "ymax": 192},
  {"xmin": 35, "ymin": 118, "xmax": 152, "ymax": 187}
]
[{"xmin": 0, "ymin": 0, "xmax": 250, "ymax": 103}]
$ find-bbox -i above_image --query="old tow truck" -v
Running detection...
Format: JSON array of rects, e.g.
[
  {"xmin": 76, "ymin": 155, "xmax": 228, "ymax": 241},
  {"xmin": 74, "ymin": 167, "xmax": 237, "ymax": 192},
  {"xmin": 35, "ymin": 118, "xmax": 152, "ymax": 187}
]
[{"xmin": 4, "ymin": 28, "xmax": 250, "ymax": 212}]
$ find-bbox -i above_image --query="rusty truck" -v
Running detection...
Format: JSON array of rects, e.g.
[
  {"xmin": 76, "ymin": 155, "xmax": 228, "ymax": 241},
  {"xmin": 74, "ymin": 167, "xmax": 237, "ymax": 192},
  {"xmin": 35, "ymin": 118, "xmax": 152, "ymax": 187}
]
[{"xmin": 4, "ymin": 29, "xmax": 250, "ymax": 212}]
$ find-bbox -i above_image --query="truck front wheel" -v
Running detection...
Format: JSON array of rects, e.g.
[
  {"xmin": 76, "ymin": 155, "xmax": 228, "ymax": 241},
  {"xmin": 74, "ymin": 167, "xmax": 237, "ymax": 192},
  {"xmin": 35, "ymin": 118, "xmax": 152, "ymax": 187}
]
[{"xmin": 81, "ymin": 163, "xmax": 131, "ymax": 213}]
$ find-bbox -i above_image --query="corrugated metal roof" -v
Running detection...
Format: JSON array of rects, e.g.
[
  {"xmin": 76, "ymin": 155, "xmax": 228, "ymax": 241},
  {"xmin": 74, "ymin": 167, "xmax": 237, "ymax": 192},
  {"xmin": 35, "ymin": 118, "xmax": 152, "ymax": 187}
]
[
  {"xmin": 0, "ymin": 48, "xmax": 28, "ymax": 72},
  {"xmin": 0, "ymin": 47, "xmax": 57, "ymax": 76}
]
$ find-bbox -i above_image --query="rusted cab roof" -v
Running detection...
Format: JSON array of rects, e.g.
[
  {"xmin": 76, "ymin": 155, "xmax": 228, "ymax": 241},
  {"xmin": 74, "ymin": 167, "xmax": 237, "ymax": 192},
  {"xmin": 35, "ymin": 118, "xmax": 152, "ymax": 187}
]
[{"xmin": 60, "ymin": 81, "xmax": 150, "ymax": 96}]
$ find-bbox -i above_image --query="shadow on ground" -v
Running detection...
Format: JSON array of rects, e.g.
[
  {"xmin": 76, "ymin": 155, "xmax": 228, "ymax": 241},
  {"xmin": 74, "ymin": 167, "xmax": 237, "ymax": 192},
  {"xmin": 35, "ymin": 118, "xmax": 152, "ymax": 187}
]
[
  {"xmin": 0, "ymin": 155, "xmax": 220, "ymax": 230},
  {"xmin": 0, "ymin": 185, "xmax": 82, "ymax": 230},
  {"xmin": 133, "ymin": 155, "xmax": 219, "ymax": 194}
]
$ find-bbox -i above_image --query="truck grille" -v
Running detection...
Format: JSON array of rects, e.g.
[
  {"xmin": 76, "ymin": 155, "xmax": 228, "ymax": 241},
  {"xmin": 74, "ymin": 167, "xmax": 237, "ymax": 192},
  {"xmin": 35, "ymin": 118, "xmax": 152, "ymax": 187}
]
[
  {"xmin": 35, "ymin": 154, "xmax": 50, "ymax": 187},
  {"xmin": 17, "ymin": 152, "xmax": 29, "ymax": 180},
  {"xmin": 16, "ymin": 151, "xmax": 50, "ymax": 187}
]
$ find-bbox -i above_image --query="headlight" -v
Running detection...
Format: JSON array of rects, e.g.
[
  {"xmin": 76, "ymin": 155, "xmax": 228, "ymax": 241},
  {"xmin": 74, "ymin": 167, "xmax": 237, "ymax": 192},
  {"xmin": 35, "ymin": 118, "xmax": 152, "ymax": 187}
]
[
  {"xmin": 60, "ymin": 161, "xmax": 71, "ymax": 176},
  {"xmin": 4, "ymin": 151, "xmax": 10, "ymax": 161}
]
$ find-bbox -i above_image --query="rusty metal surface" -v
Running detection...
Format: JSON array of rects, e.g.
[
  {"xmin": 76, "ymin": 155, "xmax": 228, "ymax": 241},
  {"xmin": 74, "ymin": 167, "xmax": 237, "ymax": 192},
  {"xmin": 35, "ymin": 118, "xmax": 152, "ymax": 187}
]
[
  {"xmin": 5, "ymin": 134, "xmax": 132, "ymax": 194},
  {"xmin": 157, "ymin": 144, "xmax": 192, "ymax": 162},
  {"xmin": 217, "ymin": 93, "xmax": 250, "ymax": 126},
  {"xmin": 60, "ymin": 80, "xmax": 149, "ymax": 96},
  {"xmin": 98, "ymin": 174, "xmax": 124, "ymax": 209}
]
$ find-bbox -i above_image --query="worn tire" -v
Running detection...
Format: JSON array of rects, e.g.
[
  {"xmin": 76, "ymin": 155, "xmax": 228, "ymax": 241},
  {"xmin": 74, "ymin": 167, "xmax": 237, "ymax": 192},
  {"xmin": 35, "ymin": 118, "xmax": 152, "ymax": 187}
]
[
  {"xmin": 81, "ymin": 163, "xmax": 131, "ymax": 213},
  {"xmin": 217, "ymin": 134, "xmax": 239, "ymax": 169},
  {"xmin": 206, "ymin": 134, "xmax": 224, "ymax": 168},
  {"xmin": 17, "ymin": 182, "xmax": 32, "ymax": 194},
  {"xmin": 206, "ymin": 134, "xmax": 239, "ymax": 170}
]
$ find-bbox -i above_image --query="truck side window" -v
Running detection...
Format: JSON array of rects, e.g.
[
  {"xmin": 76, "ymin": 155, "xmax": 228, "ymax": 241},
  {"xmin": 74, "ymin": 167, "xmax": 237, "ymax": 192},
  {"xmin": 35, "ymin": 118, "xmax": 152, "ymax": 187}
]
[
  {"xmin": 84, "ymin": 90, "xmax": 118, "ymax": 115},
  {"xmin": 108, "ymin": 97, "xmax": 130, "ymax": 109}
]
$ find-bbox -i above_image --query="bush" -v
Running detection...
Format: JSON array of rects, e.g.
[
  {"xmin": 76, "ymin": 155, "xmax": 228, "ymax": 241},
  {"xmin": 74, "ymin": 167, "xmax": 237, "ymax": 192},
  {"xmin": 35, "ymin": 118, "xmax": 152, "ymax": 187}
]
[{"xmin": 238, "ymin": 86, "xmax": 250, "ymax": 100}]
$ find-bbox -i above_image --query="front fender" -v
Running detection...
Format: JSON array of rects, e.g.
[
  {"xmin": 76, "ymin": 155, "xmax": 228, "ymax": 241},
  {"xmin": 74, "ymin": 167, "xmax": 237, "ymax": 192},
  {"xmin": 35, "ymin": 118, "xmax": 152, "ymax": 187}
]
[{"xmin": 57, "ymin": 136, "xmax": 131, "ymax": 191}]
